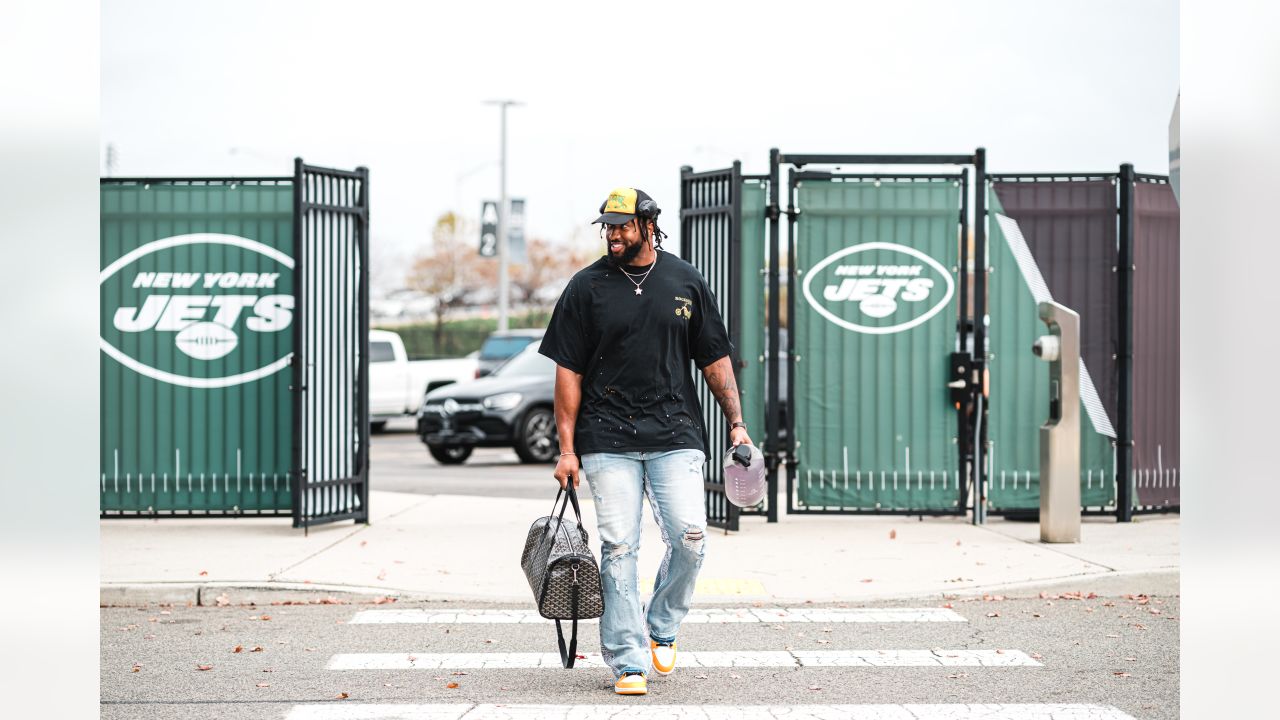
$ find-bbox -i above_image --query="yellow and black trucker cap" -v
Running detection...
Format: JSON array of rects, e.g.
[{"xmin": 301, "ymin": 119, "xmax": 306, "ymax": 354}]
[{"xmin": 594, "ymin": 187, "xmax": 659, "ymax": 225}]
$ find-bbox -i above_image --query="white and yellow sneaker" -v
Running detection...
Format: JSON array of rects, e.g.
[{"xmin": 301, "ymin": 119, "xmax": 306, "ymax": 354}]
[
  {"xmin": 614, "ymin": 671, "xmax": 648, "ymax": 695},
  {"xmin": 650, "ymin": 640, "xmax": 677, "ymax": 675}
]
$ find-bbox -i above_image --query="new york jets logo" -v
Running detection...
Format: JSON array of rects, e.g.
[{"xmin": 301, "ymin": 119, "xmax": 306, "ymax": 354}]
[
  {"xmin": 801, "ymin": 242, "xmax": 954, "ymax": 335},
  {"xmin": 100, "ymin": 233, "xmax": 295, "ymax": 388}
]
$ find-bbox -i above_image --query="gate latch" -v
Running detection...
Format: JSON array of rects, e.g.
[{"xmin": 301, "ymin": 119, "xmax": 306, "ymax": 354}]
[{"xmin": 948, "ymin": 352, "xmax": 969, "ymax": 407}]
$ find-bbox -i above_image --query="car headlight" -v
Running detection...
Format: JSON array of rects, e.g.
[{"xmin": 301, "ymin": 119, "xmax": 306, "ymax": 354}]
[{"xmin": 482, "ymin": 392, "xmax": 523, "ymax": 411}]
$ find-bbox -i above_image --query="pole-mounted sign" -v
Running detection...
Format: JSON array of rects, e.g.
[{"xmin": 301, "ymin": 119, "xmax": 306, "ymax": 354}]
[{"xmin": 479, "ymin": 201, "xmax": 498, "ymax": 257}]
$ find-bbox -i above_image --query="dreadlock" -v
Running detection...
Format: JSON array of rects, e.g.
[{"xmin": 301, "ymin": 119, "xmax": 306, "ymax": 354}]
[{"xmin": 639, "ymin": 217, "xmax": 668, "ymax": 251}]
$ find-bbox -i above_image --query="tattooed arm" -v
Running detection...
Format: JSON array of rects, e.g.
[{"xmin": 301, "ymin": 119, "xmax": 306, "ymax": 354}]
[{"xmin": 700, "ymin": 354, "xmax": 753, "ymax": 447}]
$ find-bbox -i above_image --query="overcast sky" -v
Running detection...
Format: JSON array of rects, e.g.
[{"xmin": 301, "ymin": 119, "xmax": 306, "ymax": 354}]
[{"xmin": 102, "ymin": 0, "xmax": 1178, "ymax": 288}]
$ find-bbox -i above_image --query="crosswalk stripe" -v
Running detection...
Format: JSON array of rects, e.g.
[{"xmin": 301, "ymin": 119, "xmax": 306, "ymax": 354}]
[
  {"xmin": 284, "ymin": 703, "xmax": 1136, "ymax": 719},
  {"xmin": 348, "ymin": 607, "xmax": 967, "ymax": 625},
  {"xmin": 327, "ymin": 649, "xmax": 1039, "ymax": 670}
]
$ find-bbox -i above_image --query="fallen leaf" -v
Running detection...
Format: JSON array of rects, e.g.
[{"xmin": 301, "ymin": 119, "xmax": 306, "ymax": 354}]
[
  {"xmin": 215, "ymin": 593, "xmax": 230, "ymax": 607},
  {"xmin": 251, "ymin": 646, "xmax": 264, "ymax": 652},
  {"xmin": 942, "ymin": 603, "xmax": 953, "ymax": 609},
  {"xmin": 484, "ymin": 639, "xmax": 496, "ymax": 644},
  {"xmin": 575, "ymin": 654, "xmax": 586, "ymax": 660},
  {"xmin": 860, "ymin": 578, "xmax": 874, "ymax": 583},
  {"xmin": 889, "ymin": 529, "xmax": 897, "ymax": 539},
  {"xmin": 372, "ymin": 596, "xmax": 396, "ymax": 605},
  {"xmin": 233, "ymin": 645, "xmax": 243, "ymax": 653},
  {"xmin": 360, "ymin": 540, "xmax": 367, "ymax": 547},
  {"xmin": 199, "ymin": 570, "xmax": 208, "ymax": 576},
  {"xmin": 446, "ymin": 682, "xmax": 460, "ymax": 689},
  {"xmin": 256, "ymin": 683, "xmax": 270, "ymax": 688},
  {"xmin": 260, "ymin": 615, "xmax": 271, "ymax": 621},
  {"xmin": 1114, "ymin": 672, "xmax": 1131, "ymax": 678},
  {"xmin": 336, "ymin": 692, "xmax": 350, "ymax": 699},
  {"xmin": 196, "ymin": 665, "xmax": 213, "ymax": 671},
  {"xmin": 1030, "ymin": 653, "xmax": 1043, "ymax": 660},
  {"xmin": 955, "ymin": 540, "xmax": 962, "ymax": 546},
  {"xmin": 131, "ymin": 664, "xmax": 142, "ymax": 673},
  {"xmin": 986, "ymin": 612, "xmax": 1000, "ymax": 618},
  {"xmin": 451, "ymin": 671, "xmax": 469, "ymax": 676},
  {"xmin": 808, "ymin": 685, "xmax": 823, "ymax": 690}
]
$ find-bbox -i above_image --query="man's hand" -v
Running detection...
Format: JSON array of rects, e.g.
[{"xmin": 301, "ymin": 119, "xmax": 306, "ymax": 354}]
[
  {"xmin": 554, "ymin": 453, "xmax": 581, "ymax": 489},
  {"xmin": 729, "ymin": 426, "xmax": 753, "ymax": 448}
]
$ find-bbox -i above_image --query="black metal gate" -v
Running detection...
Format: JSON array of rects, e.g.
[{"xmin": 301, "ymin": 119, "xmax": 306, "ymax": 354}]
[
  {"xmin": 678, "ymin": 162, "xmax": 776, "ymax": 531},
  {"xmin": 291, "ymin": 160, "xmax": 371, "ymax": 530}
]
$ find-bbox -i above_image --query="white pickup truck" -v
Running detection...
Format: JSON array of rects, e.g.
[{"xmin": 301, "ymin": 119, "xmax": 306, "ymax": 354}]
[{"xmin": 369, "ymin": 329, "xmax": 478, "ymax": 432}]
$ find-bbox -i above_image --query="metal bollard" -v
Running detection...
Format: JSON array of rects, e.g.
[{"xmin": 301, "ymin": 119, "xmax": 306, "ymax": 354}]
[{"xmin": 1033, "ymin": 301, "xmax": 1081, "ymax": 543}]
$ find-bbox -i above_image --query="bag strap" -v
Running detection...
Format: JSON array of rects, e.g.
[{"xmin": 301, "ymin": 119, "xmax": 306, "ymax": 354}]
[{"xmin": 555, "ymin": 586, "xmax": 581, "ymax": 668}]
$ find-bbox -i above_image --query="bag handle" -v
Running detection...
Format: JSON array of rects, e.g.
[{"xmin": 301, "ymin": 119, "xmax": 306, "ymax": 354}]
[
  {"xmin": 555, "ymin": 584, "xmax": 581, "ymax": 668},
  {"xmin": 549, "ymin": 480, "xmax": 585, "ymax": 530}
]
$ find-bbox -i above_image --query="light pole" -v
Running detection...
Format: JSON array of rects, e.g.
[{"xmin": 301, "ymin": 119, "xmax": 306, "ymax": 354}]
[{"xmin": 485, "ymin": 99, "xmax": 522, "ymax": 332}]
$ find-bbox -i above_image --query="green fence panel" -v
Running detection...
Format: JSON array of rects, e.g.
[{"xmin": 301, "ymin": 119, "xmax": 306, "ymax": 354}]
[
  {"xmin": 101, "ymin": 180, "xmax": 295, "ymax": 514},
  {"xmin": 793, "ymin": 180, "xmax": 961, "ymax": 510},
  {"xmin": 738, "ymin": 179, "xmax": 768, "ymax": 448},
  {"xmin": 986, "ymin": 191, "xmax": 1116, "ymax": 510}
]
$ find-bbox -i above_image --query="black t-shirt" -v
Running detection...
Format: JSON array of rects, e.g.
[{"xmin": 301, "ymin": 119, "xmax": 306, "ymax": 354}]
[{"xmin": 538, "ymin": 251, "xmax": 733, "ymax": 455}]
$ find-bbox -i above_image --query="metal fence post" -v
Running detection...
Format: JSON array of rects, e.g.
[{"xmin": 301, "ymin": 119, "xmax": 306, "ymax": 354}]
[{"xmin": 1117, "ymin": 163, "xmax": 1135, "ymax": 522}]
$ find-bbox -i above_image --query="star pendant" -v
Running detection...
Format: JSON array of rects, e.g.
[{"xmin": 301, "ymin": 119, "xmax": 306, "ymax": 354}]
[{"xmin": 634, "ymin": 287, "xmax": 643, "ymax": 295}]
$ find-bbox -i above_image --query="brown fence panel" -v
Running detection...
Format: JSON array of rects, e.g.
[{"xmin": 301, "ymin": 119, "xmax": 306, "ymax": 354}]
[
  {"xmin": 992, "ymin": 180, "xmax": 1119, "ymax": 427},
  {"xmin": 1132, "ymin": 179, "xmax": 1180, "ymax": 508}
]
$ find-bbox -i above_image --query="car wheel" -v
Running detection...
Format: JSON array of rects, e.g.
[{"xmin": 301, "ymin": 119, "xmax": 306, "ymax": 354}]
[
  {"xmin": 428, "ymin": 444, "xmax": 473, "ymax": 465},
  {"xmin": 514, "ymin": 406, "xmax": 558, "ymax": 464},
  {"xmin": 370, "ymin": 421, "xmax": 387, "ymax": 434}
]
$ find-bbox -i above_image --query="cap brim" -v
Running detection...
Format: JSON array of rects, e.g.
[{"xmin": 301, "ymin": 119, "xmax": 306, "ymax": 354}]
[{"xmin": 594, "ymin": 212, "xmax": 635, "ymax": 225}]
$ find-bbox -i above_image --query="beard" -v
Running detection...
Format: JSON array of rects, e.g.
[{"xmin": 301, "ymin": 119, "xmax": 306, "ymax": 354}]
[{"xmin": 604, "ymin": 238, "xmax": 645, "ymax": 268}]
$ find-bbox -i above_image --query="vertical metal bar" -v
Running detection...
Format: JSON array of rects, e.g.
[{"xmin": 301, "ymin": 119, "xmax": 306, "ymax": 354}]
[
  {"xmin": 727, "ymin": 164, "xmax": 742, "ymax": 530},
  {"xmin": 766, "ymin": 149, "xmax": 782, "ymax": 522},
  {"xmin": 786, "ymin": 167, "xmax": 798, "ymax": 516},
  {"xmin": 323, "ymin": 174, "xmax": 333, "ymax": 519},
  {"xmin": 972, "ymin": 148, "xmax": 987, "ymax": 524},
  {"xmin": 340, "ymin": 176, "xmax": 350, "ymax": 517},
  {"xmin": 291, "ymin": 159, "xmax": 305, "ymax": 529},
  {"xmin": 957, "ymin": 169, "xmax": 971, "ymax": 512},
  {"xmin": 357, "ymin": 166, "xmax": 371, "ymax": 521},
  {"xmin": 1117, "ymin": 163, "xmax": 1135, "ymax": 522}
]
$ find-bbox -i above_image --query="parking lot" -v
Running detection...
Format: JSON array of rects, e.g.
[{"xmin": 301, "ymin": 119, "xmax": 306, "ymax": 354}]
[{"xmin": 370, "ymin": 418, "xmax": 554, "ymax": 500}]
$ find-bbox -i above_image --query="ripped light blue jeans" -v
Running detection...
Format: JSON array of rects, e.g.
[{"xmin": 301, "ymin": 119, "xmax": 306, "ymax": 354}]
[{"xmin": 580, "ymin": 449, "xmax": 707, "ymax": 678}]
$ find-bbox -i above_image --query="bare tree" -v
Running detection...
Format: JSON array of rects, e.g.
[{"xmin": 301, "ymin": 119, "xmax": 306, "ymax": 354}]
[
  {"xmin": 511, "ymin": 236, "xmax": 594, "ymax": 309},
  {"xmin": 405, "ymin": 212, "xmax": 495, "ymax": 348}
]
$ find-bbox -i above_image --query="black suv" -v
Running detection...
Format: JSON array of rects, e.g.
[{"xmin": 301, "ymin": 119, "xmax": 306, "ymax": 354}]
[{"xmin": 417, "ymin": 344, "xmax": 557, "ymax": 465}]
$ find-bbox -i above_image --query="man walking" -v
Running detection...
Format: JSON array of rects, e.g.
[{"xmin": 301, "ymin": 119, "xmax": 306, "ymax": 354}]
[{"xmin": 538, "ymin": 187, "xmax": 752, "ymax": 696}]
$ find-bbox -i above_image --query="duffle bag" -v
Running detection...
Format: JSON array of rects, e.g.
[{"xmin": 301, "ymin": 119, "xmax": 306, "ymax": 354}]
[{"xmin": 519, "ymin": 481, "xmax": 605, "ymax": 668}]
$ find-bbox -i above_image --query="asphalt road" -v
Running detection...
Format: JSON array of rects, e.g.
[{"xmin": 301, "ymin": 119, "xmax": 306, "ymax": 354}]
[
  {"xmin": 369, "ymin": 418, "xmax": 556, "ymax": 500},
  {"xmin": 101, "ymin": 588, "xmax": 1178, "ymax": 719}
]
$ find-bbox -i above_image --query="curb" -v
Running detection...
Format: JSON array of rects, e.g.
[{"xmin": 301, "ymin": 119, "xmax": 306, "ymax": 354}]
[
  {"xmin": 100, "ymin": 568, "xmax": 1179, "ymax": 607},
  {"xmin": 101, "ymin": 581, "xmax": 423, "ymax": 607}
]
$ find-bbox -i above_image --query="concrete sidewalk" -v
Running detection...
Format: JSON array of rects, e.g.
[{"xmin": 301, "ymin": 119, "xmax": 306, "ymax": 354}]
[{"xmin": 100, "ymin": 490, "xmax": 1179, "ymax": 606}]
